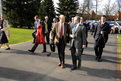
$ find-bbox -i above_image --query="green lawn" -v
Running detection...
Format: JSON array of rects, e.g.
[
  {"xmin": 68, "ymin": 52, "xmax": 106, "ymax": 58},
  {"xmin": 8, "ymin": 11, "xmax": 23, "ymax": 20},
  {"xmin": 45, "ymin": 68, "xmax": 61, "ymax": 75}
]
[
  {"xmin": 118, "ymin": 34, "xmax": 121, "ymax": 61},
  {"xmin": 8, "ymin": 27, "xmax": 33, "ymax": 45}
]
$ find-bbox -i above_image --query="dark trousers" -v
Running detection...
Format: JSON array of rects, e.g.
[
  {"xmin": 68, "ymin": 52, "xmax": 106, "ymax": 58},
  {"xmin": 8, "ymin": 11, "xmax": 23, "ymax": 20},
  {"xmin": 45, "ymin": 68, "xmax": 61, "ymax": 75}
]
[
  {"xmin": 94, "ymin": 46, "xmax": 103, "ymax": 59},
  {"xmin": 56, "ymin": 37, "xmax": 65, "ymax": 64},
  {"xmin": 32, "ymin": 32, "xmax": 36, "ymax": 43},
  {"xmin": 45, "ymin": 33, "xmax": 49, "ymax": 44},
  {"xmin": 31, "ymin": 42, "xmax": 46, "ymax": 52},
  {"xmin": 71, "ymin": 43, "xmax": 81, "ymax": 67},
  {"xmin": 94, "ymin": 36, "xmax": 105, "ymax": 59}
]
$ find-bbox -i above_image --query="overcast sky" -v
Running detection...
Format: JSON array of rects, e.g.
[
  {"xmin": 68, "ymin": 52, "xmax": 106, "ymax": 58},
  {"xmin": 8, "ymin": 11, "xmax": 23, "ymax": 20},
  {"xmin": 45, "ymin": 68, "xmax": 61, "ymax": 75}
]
[{"xmin": 53, "ymin": 0, "xmax": 117, "ymax": 15}]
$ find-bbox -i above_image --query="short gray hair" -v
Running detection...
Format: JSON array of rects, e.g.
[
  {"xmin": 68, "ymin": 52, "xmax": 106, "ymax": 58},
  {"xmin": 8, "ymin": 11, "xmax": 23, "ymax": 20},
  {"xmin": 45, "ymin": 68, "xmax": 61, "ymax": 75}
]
[
  {"xmin": 45, "ymin": 16, "xmax": 48, "ymax": 19},
  {"xmin": 59, "ymin": 15, "xmax": 65, "ymax": 18},
  {"xmin": 74, "ymin": 16, "xmax": 80, "ymax": 22}
]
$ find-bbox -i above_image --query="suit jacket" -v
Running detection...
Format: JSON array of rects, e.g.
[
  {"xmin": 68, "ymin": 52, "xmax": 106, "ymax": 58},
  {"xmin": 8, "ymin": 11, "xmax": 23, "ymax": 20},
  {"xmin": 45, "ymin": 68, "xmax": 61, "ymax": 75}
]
[
  {"xmin": 1, "ymin": 20, "xmax": 10, "ymax": 40},
  {"xmin": 44, "ymin": 20, "xmax": 52, "ymax": 32},
  {"xmin": 69, "ymin": 23, "xmax": 74, "ymax": 29},
  {"xmin": 93, "ymin": 22, "xmax": 111, "ymax": 47},
  {"xmin": 50, "ymin": 22, "xmax": 70, "ymax": 44},
  {"xmin": 81, "ymin": 23, "xmax": 88, "ymax": 38},
  {"xmin": 70, "ymin": 24, "xmax": 86, "ymax": 49}
]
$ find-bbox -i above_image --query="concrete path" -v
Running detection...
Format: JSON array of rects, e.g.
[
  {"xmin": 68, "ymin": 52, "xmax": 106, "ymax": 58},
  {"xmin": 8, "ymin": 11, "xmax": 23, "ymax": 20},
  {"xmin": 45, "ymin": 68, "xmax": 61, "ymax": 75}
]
[{"xmin": 0, "ymin": 34, "xmax": 120, "ymax": 81}]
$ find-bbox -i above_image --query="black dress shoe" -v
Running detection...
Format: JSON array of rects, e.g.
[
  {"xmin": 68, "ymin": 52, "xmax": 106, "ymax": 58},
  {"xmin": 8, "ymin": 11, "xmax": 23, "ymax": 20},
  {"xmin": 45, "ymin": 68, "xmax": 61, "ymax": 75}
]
[
  {"xmin": 47, "ymin": 53, "xmax": 51, "ymax": 57},
  {"xmin": 6, "ymin": 48, "xmax": 10, "ymax": 50},
  {"xmin": 42, "ymin": 50, "xmax": 46, "ymax": 53},
  {"xmin": 71, "ymin": 66, "xmax": 77, "ymax": 70},
  {"xmin": 95, "ymin": 57, "xmax": 98, "ymax": 60},
  {"xmin": 98, "ymin": 58, "xmax": 101, "ymax": 62},
  {"xmin": 28, "ymin": 50, "xmax": 34, "ymax": 53}
]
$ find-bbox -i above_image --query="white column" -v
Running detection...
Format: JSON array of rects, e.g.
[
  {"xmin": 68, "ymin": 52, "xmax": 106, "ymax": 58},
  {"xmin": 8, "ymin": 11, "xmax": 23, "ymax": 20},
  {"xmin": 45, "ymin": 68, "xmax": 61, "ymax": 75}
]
[{"xmin": 0, "ymin": 0, "xmax": 2, "ymax": 15}]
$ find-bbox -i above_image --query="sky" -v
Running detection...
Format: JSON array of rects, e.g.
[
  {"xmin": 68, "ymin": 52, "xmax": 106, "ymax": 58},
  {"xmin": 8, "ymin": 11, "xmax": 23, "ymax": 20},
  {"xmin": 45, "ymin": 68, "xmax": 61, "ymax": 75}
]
[{"xmin": 53, "ymin": 0, "xmax": 117, "ymax": 15}]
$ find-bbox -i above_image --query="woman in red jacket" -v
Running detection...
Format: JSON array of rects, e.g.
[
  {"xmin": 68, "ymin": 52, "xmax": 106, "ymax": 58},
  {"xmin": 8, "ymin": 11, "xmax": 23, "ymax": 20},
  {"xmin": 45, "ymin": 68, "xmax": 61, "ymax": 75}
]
[{"xmin": 28, "ymin": 22, "xmax": 46, "ymax": 53}]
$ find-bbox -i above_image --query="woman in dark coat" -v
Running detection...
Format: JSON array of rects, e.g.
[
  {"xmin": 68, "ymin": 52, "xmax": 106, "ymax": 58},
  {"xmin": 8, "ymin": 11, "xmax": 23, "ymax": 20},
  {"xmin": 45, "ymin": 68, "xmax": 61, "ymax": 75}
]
[{"xmin": 28, "ymin": 22, "xmax": 46, "ymax": 53}]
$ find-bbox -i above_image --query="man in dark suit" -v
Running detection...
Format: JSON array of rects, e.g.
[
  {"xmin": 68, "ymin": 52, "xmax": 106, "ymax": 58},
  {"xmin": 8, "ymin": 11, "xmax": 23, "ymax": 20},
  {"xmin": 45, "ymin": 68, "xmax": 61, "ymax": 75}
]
[
  {"xmin": 50, "ymin": 15, "xmax": 70, "ymax": 68},
  {"xmin": 93, "ymin": 15, "xmax": 111, "ymax": 62},
  {"xmin": 44, "ymin": 16, "xmax": 52, "ymax": 44},
  {"xmin": 80, "ymin": 17, "xmax": 88, "ymax": 38},
  {"xmin": 90, "ymin": 23, "xmax": 95, "ymax": 35},
  {"xmin": 70, "ymin": 16, "xmax": 86, "ymax": 70},
  {"xmin": 80, "ymin": 17, "xmax": 88, "ymax": 53}
]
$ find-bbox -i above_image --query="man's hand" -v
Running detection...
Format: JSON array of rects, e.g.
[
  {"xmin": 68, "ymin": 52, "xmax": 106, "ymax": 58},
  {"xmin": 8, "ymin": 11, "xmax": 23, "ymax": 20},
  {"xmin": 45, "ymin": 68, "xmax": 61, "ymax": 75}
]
[
  {"xmin": 101, "ymin": 31, "xmax": 103, "ymax": 34},
  {"xmin": 72, "ymin": 35, "xmax": 75, "ymax": 38},
  {"xmin": 50, "ymin": 37, "xmax": 53, "ymax": 40},
  {"xmin": 70, "ymin": 34, "xmax": 75, "ymax": 38},
  {"xmin": 82, "ymin": 45, "xmax": 86, "ymax": 48}
]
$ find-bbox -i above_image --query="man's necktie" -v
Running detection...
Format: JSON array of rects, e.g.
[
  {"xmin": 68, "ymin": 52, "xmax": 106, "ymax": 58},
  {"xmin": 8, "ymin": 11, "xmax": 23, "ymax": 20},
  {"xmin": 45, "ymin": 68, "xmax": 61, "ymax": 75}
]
[
  {"xmin": 60, "ymin": 24, "xmax": 63, "ymax": 39},
  {"xmin": 101, "ymin": 23, "xmax": 103, "ymax": 28}
]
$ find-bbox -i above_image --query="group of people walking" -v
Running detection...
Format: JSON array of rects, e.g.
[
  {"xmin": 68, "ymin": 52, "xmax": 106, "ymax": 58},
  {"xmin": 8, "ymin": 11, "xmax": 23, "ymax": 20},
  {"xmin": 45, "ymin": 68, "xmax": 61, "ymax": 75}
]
[
  {"xmin": 28, "ymin": 14, "xmax": 111, "ymax": 70},
  {"xmin": 0, "ymin": 14, "xmax": 111, "ymax": 71}
]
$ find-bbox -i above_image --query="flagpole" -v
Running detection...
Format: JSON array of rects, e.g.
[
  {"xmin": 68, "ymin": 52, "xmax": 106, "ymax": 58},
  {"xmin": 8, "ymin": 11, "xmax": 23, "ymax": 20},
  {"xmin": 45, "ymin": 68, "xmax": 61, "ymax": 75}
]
[{"xmin": 0, "ymin": 0, "xmax": 2, "ymax": 15}]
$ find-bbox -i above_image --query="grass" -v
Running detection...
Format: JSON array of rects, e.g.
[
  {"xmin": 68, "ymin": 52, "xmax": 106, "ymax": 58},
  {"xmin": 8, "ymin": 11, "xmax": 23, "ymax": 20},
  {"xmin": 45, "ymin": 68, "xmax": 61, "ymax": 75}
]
[
  {"xmin": 8, "ymin": 27, "xmax": 33, "ymax": 45},
  {"xmin": 118, "ymin": 34, "xmax": 121, "ymax": 60}
]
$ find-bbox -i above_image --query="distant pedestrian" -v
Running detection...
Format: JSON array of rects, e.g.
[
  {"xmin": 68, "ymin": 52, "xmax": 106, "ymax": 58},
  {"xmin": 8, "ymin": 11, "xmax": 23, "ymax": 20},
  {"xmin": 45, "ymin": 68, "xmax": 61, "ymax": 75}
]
[
  {"xmin": 90, "ymin": 23, "xmax": 95, "ymax": 35},
  {"xmin": 0, "ymin": 15, "xmax": 10, "ymax": 50},
  {"xmin": 69, "ymin": 17, "xmax": 74, "ymax": 29},
  {"xmin": 51, "ymin": 18, "xmax": 57, "ymax": 29}
]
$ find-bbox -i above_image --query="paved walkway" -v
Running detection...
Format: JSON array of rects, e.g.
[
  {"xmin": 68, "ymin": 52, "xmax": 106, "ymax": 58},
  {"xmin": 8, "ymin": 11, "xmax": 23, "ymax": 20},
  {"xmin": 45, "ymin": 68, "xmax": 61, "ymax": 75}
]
[{"xmin": 0, "ymin": 34, "xmax": 120, "ymax": 81}]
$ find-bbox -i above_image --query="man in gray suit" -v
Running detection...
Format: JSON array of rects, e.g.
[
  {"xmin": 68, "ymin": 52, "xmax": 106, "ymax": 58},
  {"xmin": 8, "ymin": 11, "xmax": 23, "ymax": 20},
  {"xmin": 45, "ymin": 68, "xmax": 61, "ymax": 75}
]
[{"xmin": 70, "ymin": 16, "xmax": 86, "ymax": 70}]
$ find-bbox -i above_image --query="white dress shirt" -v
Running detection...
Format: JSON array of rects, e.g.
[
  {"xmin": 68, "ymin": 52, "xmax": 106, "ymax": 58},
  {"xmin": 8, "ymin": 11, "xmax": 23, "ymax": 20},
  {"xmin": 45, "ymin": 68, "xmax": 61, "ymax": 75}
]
[{"xmin": 60, "ymin": 23, "xmax": 64, "ymax": 36}]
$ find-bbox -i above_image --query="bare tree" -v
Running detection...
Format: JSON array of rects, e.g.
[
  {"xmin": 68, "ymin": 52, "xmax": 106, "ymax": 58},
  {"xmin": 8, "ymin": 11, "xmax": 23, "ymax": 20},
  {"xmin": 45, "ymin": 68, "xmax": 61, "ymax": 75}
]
[
  {"xmin": 117, "ymin": 0, "xmax": 121, "ymax": 12},
  {"xmin": 103, "ymin": 0, "xmax": 116, "ymax": 16},
  {"xmin": 117, "ymin": 0, "xmax": 121, "ymax": 20},
  {"xmin": 93, "ymin": 0, "xmax": 101, "ymax": 15},
  {"xmin": 78, "ymin": 1, "xmax": 87, "ymax": 16},
  {"xmin": 78, "ymin": 0, "xmax": 93, "ymax": 19},
  {"xmin": 85, "ymin": 0, "xmax": 93, "ymax": 14}
]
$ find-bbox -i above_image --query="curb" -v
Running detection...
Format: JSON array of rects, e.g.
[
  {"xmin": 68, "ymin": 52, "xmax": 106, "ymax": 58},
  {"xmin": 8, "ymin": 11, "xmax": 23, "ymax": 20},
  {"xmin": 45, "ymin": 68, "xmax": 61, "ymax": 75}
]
[{"xmin": 117, "ymin": 35, "xmax": 121, "ymax": 81}]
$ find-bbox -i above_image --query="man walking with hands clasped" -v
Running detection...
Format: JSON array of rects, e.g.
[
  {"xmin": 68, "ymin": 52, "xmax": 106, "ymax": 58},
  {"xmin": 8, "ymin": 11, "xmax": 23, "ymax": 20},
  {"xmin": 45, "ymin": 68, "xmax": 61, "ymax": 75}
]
[{"xmin": 93, "ymin": 15, "xmax": 111, "ymax": 62}]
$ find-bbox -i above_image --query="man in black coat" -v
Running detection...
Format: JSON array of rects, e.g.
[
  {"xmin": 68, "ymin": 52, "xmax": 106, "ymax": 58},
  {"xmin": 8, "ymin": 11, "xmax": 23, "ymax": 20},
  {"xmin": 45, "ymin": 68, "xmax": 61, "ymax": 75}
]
[
  {"xmin": 80, "ymin": 17, "xmax": 88, "ymax": 53},
  {"xmin": 44, "ymin": 16, "xmax": 52, "ymax": 44},
  {"xmin": 93, "ymin": 15, "xmax": 111, "ymax": 62}
]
